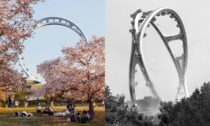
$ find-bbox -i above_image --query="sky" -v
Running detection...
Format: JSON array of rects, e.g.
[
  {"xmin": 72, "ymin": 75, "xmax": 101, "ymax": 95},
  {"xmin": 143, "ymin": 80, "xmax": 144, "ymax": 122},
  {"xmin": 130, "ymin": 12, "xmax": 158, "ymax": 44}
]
[
  {"xmin": 16, "ymin": 0, "xmax": 104, "ymax": 82},
  {"xmin": 106, "ymin": 0, "xmax": 210, "ymax": 101}
]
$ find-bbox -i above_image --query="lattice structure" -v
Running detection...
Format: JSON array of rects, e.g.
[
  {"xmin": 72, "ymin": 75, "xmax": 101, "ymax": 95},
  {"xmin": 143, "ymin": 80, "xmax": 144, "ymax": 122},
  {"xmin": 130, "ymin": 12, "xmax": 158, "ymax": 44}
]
[
  {"xmin": 129, "ymin": 7, "xmax": 189, "ymax": 106},
  {"xmin": 17, "ymin": 17, "xmax": 87, "ymax": 81}
]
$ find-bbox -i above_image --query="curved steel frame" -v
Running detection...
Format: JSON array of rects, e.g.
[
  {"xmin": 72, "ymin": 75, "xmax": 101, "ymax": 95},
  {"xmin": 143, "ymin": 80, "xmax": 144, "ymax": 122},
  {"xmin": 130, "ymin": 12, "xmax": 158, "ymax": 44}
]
[
  {"xmin": 129, "ymin": 7, "xmax": 189, "ymax": 106},
  {"xmin": 17, "ymin": 17, "xmax": 87, "ymax": 80}
]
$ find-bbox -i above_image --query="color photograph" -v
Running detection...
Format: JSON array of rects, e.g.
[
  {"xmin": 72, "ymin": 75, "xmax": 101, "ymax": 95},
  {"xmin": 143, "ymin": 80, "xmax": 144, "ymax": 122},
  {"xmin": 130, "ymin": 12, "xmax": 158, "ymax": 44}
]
[{"xmin": 0, "ymin": 0, "xmax": 104, "ymax": 125}]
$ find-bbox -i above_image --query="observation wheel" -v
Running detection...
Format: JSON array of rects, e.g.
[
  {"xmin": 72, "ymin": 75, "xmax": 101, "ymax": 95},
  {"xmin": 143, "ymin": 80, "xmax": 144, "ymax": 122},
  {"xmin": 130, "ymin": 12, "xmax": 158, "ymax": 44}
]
[
  {"xmin": 17, "ymin": 17, "xmax": 87, "ymax": 81},
  {"xmin": 129, "ymin": 7, "xmax": 189, "ymax": 106}
]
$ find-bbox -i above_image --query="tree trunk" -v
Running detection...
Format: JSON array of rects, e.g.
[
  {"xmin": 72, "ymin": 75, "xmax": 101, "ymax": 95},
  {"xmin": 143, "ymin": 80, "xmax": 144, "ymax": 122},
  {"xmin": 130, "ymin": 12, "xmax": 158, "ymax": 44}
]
[
  {"xmin": 1, "ymin": 101, "xmax": 6, "ymax": 108},
  {"xmin": 88, "ymin": 98, "xmax": 94, "ymax": 111},
  {"xmin": 0, "ymin": 101, "xmax": 3, "ymax": 107},
  {"xmin": 88, "ymin": 97, "xmax": 95, "ymax": 119}
]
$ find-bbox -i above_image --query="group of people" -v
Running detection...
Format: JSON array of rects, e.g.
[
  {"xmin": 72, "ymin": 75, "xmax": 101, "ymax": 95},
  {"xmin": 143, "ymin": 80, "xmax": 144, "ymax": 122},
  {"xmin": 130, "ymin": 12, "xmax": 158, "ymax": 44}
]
[
  {"xmin": 36, "ymin": 102, "xmax": 54, "ymax": 115},
  {"xmin": 67, "ymin": 110, "xmax": 94, "ymax": 123},
  {"xmin": 14, "ymin": 101, "xmax": 95, "ymax": 123},
  {"xmin": 8, "ymin": 96, "xmax": 29, "ymax": 108},
  {"xmin": 66, "ymin": 102, "xmax": 94, "ymax": 123}
]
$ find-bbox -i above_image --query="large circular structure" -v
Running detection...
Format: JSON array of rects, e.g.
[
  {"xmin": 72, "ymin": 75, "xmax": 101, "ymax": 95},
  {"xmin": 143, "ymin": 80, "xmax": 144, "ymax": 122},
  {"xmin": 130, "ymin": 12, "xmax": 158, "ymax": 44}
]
[
  {"xmin": 129, "ymin": 7, "xmax": 189, "ymax": 106},
  {"xmin": 17, "ymin": 17, "xmax": 87, "ymax": 81}
]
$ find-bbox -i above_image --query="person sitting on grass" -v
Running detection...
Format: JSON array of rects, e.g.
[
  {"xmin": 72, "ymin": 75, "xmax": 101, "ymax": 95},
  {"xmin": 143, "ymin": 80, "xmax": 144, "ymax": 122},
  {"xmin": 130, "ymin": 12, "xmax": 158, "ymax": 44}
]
[
  {"xmin": 36, "ymin": 103, "xmax": 42, "ymax": 113},
  {"xmin": 67, "ymin": 113, "xmax": 77, "ymax": 122},
  {"xmin": 80, "ymin": 110, "xmax": 90, "ymax": 123},
  {"xmin": 70, "ymin": 115, "xmax": 77, "ymax": 122},
  {"xmin": 43, "ymin": 107, "xmax": 54, "ymax": 116},
  {"xmin": 15, "ymin": 111, "xmax": 21, "ymax": 117},
  {"xmin": 76, "ymin": 112, "xmax": 81, "ymax": 122}
]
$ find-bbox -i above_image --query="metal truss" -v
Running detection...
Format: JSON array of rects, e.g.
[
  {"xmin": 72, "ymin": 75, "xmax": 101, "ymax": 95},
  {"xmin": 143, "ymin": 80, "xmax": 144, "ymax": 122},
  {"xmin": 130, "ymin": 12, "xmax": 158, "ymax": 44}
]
[
  {"xmin": 129, "ymin": 7, "xmax": 189, "ymax": 106},
  {"xmin": 17, "ymin": 17, "xmax": 87, "ymax": 81}
]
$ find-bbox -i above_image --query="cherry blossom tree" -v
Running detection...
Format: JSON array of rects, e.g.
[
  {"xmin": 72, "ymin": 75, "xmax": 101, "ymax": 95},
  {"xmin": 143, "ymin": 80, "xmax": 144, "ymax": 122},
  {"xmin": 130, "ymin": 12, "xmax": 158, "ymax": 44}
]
[
  {"xmin": 0, "ymin": 64, "xmax": 23, "ymax": 106},
  {"xmin": 0, "ymin": 0, "xmax": 44, "ymax": 63},
  {"xmin": 0, "ymin": 0, "xmax": 44, "ymax": 104},
  {"xmin": 37, "ymin": 36, "xmax": 105, "ymax": 112}
]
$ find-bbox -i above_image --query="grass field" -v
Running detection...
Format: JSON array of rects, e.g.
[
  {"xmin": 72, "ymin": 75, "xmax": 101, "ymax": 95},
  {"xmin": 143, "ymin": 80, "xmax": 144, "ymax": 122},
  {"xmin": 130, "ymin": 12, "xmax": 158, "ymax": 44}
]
[{"xmin": 0, "ymin": 106, "xmax": 105, "ymax": 126}]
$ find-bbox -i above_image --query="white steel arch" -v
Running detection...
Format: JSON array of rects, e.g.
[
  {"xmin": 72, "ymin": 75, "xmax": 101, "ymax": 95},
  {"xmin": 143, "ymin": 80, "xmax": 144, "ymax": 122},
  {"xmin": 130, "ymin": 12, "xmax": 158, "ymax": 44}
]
[
  {"xmin": 17, "ymin": 17, "xmax": 87, "ymax": 81},
  {"xmin": 129, "ymin": 7, "xmax": 189, "ymax": 106}
]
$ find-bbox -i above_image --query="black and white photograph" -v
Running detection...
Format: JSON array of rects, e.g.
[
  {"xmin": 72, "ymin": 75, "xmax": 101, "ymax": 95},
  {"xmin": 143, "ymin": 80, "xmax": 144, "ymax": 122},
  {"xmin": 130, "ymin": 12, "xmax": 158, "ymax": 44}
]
[{"xmin": 106, "ymin": 0, "xmax": 210, "ymax": 125}]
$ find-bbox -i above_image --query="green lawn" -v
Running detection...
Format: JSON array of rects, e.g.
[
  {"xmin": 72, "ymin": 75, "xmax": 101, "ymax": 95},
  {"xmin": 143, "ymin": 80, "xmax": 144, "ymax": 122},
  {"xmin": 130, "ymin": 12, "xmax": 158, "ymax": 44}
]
[{"xmin": 0, "ymin": 106, "xmax": 105, "ymax": 126}]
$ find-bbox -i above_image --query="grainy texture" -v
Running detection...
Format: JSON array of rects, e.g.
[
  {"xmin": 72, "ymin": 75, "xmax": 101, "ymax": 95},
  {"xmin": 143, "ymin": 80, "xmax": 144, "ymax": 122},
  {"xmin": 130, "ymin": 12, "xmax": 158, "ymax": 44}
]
[{"xmin": 0, "ymin": 106, "xmax": 105, "ymax": 126}]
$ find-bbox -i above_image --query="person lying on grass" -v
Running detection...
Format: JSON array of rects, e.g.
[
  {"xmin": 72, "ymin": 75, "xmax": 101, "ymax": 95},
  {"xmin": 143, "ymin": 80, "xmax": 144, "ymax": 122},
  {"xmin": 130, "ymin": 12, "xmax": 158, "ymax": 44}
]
[
  {"xmin": 54, "ymin": 109, "xmax": 70, "ymax": 116},
  {"xmin": 15, "ymin": 111, "xmax": 33, "ymax": 117}
]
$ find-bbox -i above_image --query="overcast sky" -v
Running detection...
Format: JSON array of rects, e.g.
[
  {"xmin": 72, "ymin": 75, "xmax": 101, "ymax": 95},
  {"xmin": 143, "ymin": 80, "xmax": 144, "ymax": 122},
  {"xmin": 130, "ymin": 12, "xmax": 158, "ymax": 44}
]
[{"xmin": 106, "ymin": 0, "xmax": 210, "ymax": 101}]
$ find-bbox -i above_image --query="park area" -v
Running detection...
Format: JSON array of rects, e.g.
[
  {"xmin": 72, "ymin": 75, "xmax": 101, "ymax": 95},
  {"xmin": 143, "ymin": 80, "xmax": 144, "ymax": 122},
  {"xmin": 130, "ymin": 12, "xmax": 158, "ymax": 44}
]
[
  {"xmin": 0, "ymin": 106, "xmax": 105, "ymax": 126},
  {"xmin": 0, "ymin": 0, "xmax": 105, "ymax": 125},
  {"xmin": 0, "ymin": 0, "xmax": 105, "ymax": 126}
]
